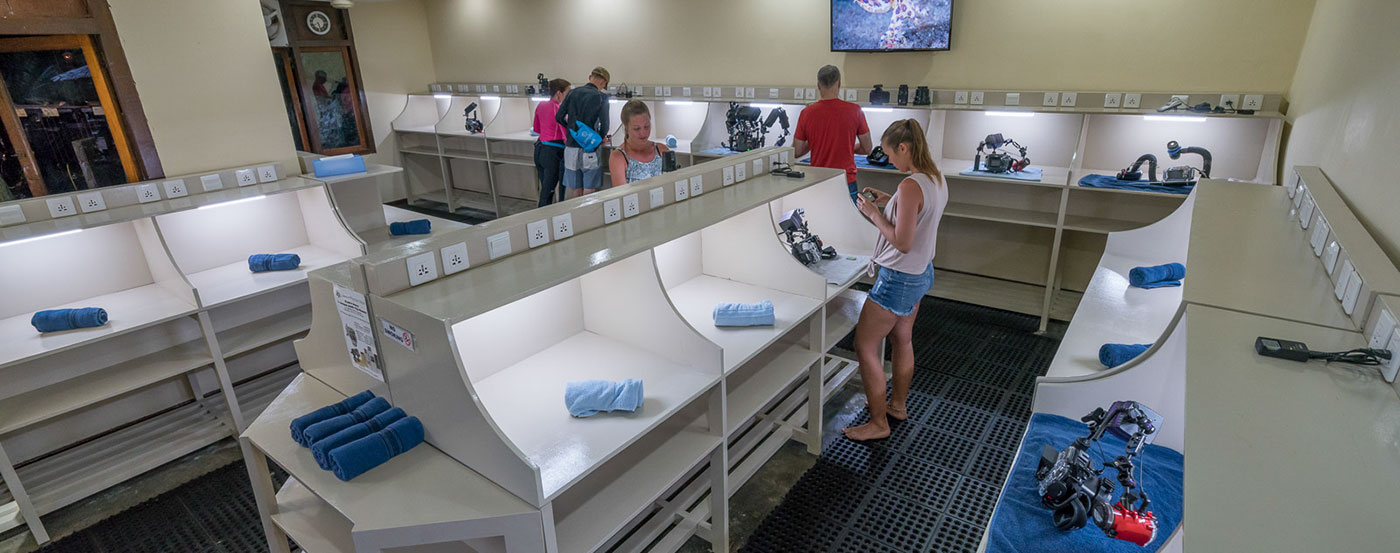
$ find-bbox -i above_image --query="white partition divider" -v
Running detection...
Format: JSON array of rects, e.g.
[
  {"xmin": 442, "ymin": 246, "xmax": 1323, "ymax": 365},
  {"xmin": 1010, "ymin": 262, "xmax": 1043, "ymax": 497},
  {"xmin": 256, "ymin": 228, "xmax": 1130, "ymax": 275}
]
[
  {"xmin": 390, "ymin": 93, "xmax": 451, "ymax": 134},
  {"xmin": 652, "ymin": 100, "xmax": 711, "ymax": 156},
  {"xmin": 692, "ymin": 101, "xmax": 805, "ymax": 157}
]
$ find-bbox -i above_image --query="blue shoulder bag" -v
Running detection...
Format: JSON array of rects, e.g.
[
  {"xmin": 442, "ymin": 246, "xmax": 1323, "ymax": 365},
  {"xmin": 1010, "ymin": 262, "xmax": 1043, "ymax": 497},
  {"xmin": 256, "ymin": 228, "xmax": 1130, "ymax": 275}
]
[{"xmin": 570, "ymin": 120, "xmax": 604, "ymax": 153}]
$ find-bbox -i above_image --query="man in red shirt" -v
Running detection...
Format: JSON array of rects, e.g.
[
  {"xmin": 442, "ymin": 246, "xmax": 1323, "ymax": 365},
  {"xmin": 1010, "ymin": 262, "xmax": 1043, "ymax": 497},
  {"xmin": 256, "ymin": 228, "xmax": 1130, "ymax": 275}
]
[{"xmin": 794, "ymin": 65, "xmax": 872, "ymax": 202}]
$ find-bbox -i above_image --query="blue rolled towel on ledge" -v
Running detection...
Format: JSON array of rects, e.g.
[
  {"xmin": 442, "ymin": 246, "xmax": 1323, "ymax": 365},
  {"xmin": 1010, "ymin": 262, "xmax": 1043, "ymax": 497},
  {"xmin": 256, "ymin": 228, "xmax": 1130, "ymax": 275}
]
[
  {"xmin": 301, "ymin": 397, "xmax": 391, "ymax": 446},
  {"xmin": 312, "ymin": 407, "xmax": 406, "ymax": 470},
  {"xmin": 248, "ymin": 253, "xmax": 301, "ymax": 273},
  {"xmin": 31, "ymin": 307, "xmax": 108, "ymax": 333},
  {"xmin": 565, "ymin": 379, "xmax": 644, "ymax": 417},
  {"xmin": 1099, "ymin": 343, "xmax": 1152, "ymax": 368},
  {"xmin": 290, "ymin": 390, "xmax": 375, "ymax": 447},
  {"xmin": 328, "ymin": 415, "xmax": 425, "ymax": 481},
  {"xmin": 389, "ymin": 219, "xmax": 431, "ymax": 236},
  {"xmin": 1129, "ymin": 262, "xmax": 1185, "ymax": 289},
  {"xmin": 713, "ymin": 300, "xmax": 775, "ymax": 327}
]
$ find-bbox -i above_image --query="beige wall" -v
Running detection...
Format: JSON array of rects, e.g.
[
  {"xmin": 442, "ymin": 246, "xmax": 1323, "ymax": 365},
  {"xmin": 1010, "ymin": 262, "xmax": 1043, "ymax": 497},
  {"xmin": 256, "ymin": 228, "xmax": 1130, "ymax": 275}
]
[
  {"xmin": 424, "ymin": 0, "xmax": 1314, "ymax": 93},
  {"xmin": 351, "ymin": 0, "xmax": 438, "ymax": 200},
  {"xmin": 1283, "ymin": 0, "xmax": 1400, "ymax": 263},
  {"xmin": 108, "ymin": 0, "xmax": 298, "ymax": 176}
]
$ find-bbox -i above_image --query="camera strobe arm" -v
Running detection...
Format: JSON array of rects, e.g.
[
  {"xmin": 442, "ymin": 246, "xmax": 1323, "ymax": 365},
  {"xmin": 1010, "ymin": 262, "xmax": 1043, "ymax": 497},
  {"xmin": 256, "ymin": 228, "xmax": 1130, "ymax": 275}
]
[
  {"xmin": 1167, "ymin": 141, "xmax": 1213, "ymax": 178},
  {"xmin": 763, "ymin": 107, "xmax": 790, "ymax": 147},
  {"xmin": 1120, "ymin": 154, "xmax": 1159, "ymax": 182}
]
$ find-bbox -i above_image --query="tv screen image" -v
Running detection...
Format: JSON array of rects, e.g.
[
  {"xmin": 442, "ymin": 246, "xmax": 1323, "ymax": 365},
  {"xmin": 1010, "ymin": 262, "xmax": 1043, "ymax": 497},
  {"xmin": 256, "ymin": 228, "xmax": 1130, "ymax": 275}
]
[{"xmin": 832, "ymin": 0, "xmax": 953, "ymax": 52}]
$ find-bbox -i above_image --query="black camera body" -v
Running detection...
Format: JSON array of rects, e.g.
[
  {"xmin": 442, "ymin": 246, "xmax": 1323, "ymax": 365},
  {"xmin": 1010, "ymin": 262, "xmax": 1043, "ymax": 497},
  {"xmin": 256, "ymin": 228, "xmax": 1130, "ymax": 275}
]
[
  {"xmin": 724, "ymin": 103, "xmax": 790, "ymax": 153},
  {"xmin": 983, "ymin": 152, "xmax": 1016, "ymax": 174},
  {"xmin": 897, "ymin": 84, "xmax": 909, "ymax": 106},
  {"xmin": 779, "ymin": 209, "xmax": 837, "ymax": 266},
  {"xmin": 975, "ymin": 133, "xmax": 1030, "ymax": 174},
  {"xmin": 869, "ymin": 84, "xmax": 890, "ymax": 105},
  {"xmin": 662, "ymin": 151, "xmax": 678, "ymax": 173},
  {"xmin": 463, "ymin": 102, "xmax": 483, "ymax": 134},
  {"xmin": 1161, "ymin": 166, "xmax": 1199, "ymax": 187},
  {"xmin": 914, "ymin": 86, "xmax": 931, "ymax": 106},
  {"xmin": 867, "ymin": 146, "xmax": 891, "ymax": 166}
]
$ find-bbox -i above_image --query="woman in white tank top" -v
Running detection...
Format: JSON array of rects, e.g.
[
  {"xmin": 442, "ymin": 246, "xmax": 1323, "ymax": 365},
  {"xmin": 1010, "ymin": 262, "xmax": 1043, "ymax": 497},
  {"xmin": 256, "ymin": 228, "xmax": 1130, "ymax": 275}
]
[{"xmin": 846, "ymin": 119, "xmax": 949, "ymax": 442}]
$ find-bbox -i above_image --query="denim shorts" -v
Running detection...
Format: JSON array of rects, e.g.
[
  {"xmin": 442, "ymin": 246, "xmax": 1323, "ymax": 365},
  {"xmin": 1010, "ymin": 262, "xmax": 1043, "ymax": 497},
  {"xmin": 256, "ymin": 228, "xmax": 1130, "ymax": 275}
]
[
  {"xmin": 562, "ymin": 146, "xmax": 603, "ymax": 190},
  {"xmin": 869, "ymin": 263, "xmax": 934, "ymax": 316}
]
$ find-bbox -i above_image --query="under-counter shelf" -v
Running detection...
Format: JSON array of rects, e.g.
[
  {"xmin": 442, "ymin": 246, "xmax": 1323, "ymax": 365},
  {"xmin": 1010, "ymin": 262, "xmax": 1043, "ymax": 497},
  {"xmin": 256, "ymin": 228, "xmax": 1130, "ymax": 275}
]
[
  {"xmin": 1061, "ymin": 213, "xmax": 1146, "ymax": 234},
  {"xmin": 397, "ymin": 146, "xmax": 439, "ymax": 157},
  {"xmin": 215, "ymin": 304, "xmax": 313, "ymax": 358},
  {"xmin": 183, "ymin": 244, "xmax": 349, "ymax": 308},
  {"xmin": 272, "ymin": 478, "xmax": 355, "ymax": 553},
  {"xmin": 664, "ymin": 274, "xmax": 823, "ymax": 373},
  {"xmin": 724, "ymin": 338, "xmax": 820, "ymax": 435},
  {"xmin": 0, "ymin": 284, "xmax": 197, "ymax": 369},
  {"xmin": 946, "ymin": 201, "xmax": 1059, "ymax": 228},
  {"xmin": 824, "ymin": 288, "xmax": 868, "ymax": 349}
]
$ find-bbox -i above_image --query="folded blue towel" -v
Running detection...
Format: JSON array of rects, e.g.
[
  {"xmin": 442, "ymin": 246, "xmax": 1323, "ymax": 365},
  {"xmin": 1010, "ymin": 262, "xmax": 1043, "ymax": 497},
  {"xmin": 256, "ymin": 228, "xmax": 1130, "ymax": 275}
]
[
  {"xmin": 31, "ymin": 307, "xmax": 108, "ymax": 333},
  {"xmin": 312, "ymin": 154, "xmax": 367, "ymax": 178},
  {"xmin": 665, "ymin": 134, "xmax": 678, "ymax": 149},
  {"xmin": 301, "ymin": 397, "xmax": 391, "ymax": 446},
  {"xmin": 958, "ymin": 165, "xmax": 1045, "ymax": 182},
  {"xmin": 389, "ymin": 219, "xmax": 431, "ymax": 236},
  {"xmin": 565, "ymin": 379, "xmax": 645, "ymax": 417},
  {"xmin": 1129, "ymin": 263, "xmax": 1185, "ymax": 289},
  {"xmin": 312, "ymin": 407, "xmax": 406, "ymax": 470},
  {"xmin": 290, "ymin": 390, "xmax": 375, "ymax": 447},
  {"xmin": 713, "ymin": 300, "xmax": 775, "ymax": 327},
  {"xmin": 1099, "ymin": 343, "xmax": 1152, "ymax": 368},
  {"xmin": 1078, "ymin": 174, "xmax": 1192, "ymax": 195},
  {"xmin": 328, "ymin": 415, "xmax": 425, "ymax": 481},
  {"xmin": 248, "ymin": 253, "xmax": 301, "ymax": 272}
]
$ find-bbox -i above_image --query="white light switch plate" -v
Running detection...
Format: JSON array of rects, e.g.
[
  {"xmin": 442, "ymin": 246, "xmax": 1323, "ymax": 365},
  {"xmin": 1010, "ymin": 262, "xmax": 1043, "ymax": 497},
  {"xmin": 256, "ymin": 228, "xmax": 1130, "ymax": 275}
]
[
  {"xmin": 1310, "ymin": 219, "xmax": 1330, "ymax": 255},
  {"xmin": 1104, "ymin": 93, "xmax": 1122, "ymax": 108},
  {"xmin": 200, "ymin": 174, "xmax": 223, "ymax": 191},
  {"xmin": 781, "ymin": 151, "xmax": 790, "ymax": 164},
  {"xmin": 137, "ymin": 183, "xmax": 162, "ymax": 203},
  {"xmin": 735, "ymin": 162, "xmax": 747, "ymax": 182},
  {"xmin": 603, "ymin": 198, "xmax": 622, "ymax": 224},
  {"xmin": 970, "ymin": 91, "xmax": 985, "ymax": 105},
  {"xmin": 674, "ymin": 179, "xmax": 689, "ymax": 201},
  {"xmin": 163, "ymin": 179, "xmax": 188, "ymax": 198},
  {"xmin": 723, "ymin": 166, "xmax": 735, "ymax": 186},
  {"xmin": 1042, "ymin": 93, "xmax": 1058, "ymax": 107},
  {"xmin": 954, "ymin": 91, "xmax": 969, "ymax": 104},
  {"xmin": 1342, "ymin": 272, "xmax": 1363, "ymax": 315},
  {"xmin": 689, "ymin": 175, "xmax": 704, "ymax": 197},
  {"xmin": 46, "ymin": 196, "xmax": 77, "ymax": 218},
  {"xmin": 622, "ymin": 193, "xmax": 640, "ymax": 218},
  {"xmin": 1004, "ymin": 92, "xmax": 1020, "ymax": 106},
  {"xmin": 769, "ymin": 88, "xmax": 778, "ymax": 99},
  {"xmin": 1372, "ymin": 309, "xmax": 1397, "ymax": 350},
  {"xmin": 650, "ymin": 187, "xmax": 665, "ymax": 208},
  {"xmin": 552, "ymin": 213, "xmax": 574, "ymax": 239},
  {"xmin": 441, "ymin": 242, "xmax": 470, "ymax": 275},
  {"xmin": 406, "ymin": 252, "xmax": 438, "ymax": 287},
  {"xmin": 1060, "ymin": 92, "xmax": 1077, "ymax": 107},
  {"xmin": 683, "ymin": 87, "xmax": 691, "ymax": 97},
  {"xmin": 235, "ymin": 169, "xmax": 257, "ymax": 187},
  {"xmin": 487, "ymin": 231, "xmax": 512, "ymax": 260},
  {"xmin": 753, "ymin": 158, "xmax": 764, "ymax": 178},
  {"xmin": 77, "ymin": 192, "xmax": 106, "ymax": 212},
  {"xmin": 1335, "ymin": 259, "xmax": 1354, "ymax": 300},
  {"xmin": 1123, "ymin": 93, "xmax": 1142, "ymax": 108},
  {"xmin": 1323, "ymin": 241, "xmax": 1341, "ymax": 274},
  {"xmin": 0, "ymin": 204, "xmax": 24, "ymax": 226},
  {"xmin": 256, "ymin": 165, "xmax": 278, "ymax": 183},
  {"xmin": 527, "ymin": 219, "xmax": 550, "ymax": 248}
]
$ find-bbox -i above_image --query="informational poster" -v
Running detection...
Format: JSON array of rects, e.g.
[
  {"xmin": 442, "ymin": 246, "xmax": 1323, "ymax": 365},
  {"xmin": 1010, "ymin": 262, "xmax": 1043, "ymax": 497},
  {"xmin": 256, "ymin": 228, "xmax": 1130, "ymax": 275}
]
[{"xmin": 333, "ymin": 284, "xmax": 383, "ymax": 382}]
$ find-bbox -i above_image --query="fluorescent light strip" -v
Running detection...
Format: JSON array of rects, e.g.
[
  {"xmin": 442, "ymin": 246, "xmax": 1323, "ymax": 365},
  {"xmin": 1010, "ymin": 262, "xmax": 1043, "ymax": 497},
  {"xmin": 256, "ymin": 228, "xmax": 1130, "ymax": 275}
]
[
  {"xmin": 433, "ymin": 93, "xmax": 452, "ymax": 99},
  {"xmin": 1144, "ymin": 115, "xmax": 1207, "ymax": 122},
  {"xmin": 480, "ymin": 95, "xmax": 500, "ymax": 100},
  {"xmin": 748, "ymin": 103, "xmax": 781, "ymax": 109},
  {"xmin": 0, "ymin": 229, "xmax": 81, "ymax": 248},
  {"xmin": 664, "ymin": 100, "xmax": 695, "ymax": 106},
  {"xmin": 985, "ymin": 111, "xmax": 1035, "ymax": 117},
  {"xmin": 862, "ymin": 107, "xmax": 894, "ymax": 113},
  {"xmin": 198, "ymin": 195, "xmax": 266, "ymax": 210},
  {"xmin": 609, "ymin": 99, "xmax": 625, "ymax": 104},
  {"xmin": 530, "ymin": 96, "xmax": 548, "ymax": 102}
]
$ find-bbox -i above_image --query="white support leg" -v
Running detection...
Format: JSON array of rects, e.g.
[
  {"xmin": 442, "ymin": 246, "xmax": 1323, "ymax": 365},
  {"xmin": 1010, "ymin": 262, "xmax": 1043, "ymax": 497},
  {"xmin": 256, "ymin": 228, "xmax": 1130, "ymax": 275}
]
[
  {"xmin": 0, "ymin": 441, "xmax": 48, "ymax": 544},
  {"xmin": 197, "ymin": 311, "xmax": 246, "ymax": 432},
  {"xmin": 240, "ymin": 439, "xmax": 291, "ymax": 553},
  {"xmin": 705, "ymin": 384, "xmax": 730, "ymax": 552},
  {"xmin": 805, "ymin": 315, "xmax": 824, "ymax": 454}
]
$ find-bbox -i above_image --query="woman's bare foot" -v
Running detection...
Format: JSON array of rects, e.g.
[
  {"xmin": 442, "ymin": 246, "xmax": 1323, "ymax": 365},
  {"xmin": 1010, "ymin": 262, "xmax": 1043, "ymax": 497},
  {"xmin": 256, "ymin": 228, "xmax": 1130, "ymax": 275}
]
[
  {"xmin": 843, "ymin": 421, "xmax": 891, "ymax": 441},
  {"xmin": 886, "ymin": 401, "xmax": 908, "ymax": 421}
]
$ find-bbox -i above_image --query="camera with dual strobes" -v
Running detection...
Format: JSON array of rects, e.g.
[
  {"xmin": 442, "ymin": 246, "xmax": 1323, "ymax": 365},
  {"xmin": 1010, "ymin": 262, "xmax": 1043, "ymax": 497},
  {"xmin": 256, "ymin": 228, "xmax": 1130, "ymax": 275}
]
[
  {"xmin": 778, "ymin": 209, "xmax": 836, "ymax": 266},
  {"xmin": 724, "ymin": 102, "xmax": 790, "ymax": 153}
]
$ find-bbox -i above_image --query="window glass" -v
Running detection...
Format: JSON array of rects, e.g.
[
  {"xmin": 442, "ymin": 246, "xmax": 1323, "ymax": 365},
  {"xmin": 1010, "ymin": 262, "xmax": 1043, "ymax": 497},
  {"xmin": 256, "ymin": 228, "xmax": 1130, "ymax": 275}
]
[{"xmin": 300, "ymin": 50, "xmax": 361, "ymax": 150}]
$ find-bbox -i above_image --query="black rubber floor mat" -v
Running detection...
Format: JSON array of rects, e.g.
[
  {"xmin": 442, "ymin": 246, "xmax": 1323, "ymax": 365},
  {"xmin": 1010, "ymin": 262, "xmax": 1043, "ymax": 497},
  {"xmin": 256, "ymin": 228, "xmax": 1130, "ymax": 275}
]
[{"xmin": 743, "ymin": 297, "xmax": 1060, "ymax": 553}]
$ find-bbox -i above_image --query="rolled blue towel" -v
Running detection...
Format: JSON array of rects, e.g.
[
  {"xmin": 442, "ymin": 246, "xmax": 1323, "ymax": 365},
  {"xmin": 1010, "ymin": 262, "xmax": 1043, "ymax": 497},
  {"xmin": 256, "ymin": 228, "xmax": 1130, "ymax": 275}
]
[
  {"xmin": 389, "ymin": 219, "xmax": 431, "ymax": 236},
  {"xmin": 290, "ymin": 390, "xmax": 375, "ymax": 447},
  {"xmin": 565, "ymin": 379, "xmax": 645, "ymax": 417},
  {"xmin": 328, "ymin": 415, "xmax": 425, "ymax": 481},
  {"xmin": 1099, "ymin": 343, "xmax": 1152, "ymax": 368},
  {"xmin": 1129, "ymin": 262, "xmax": 1185, "ymax": 289},
  {"xmin": 248, "ymin": 253, "xmax": 301, "ymax": 273},
  {"xmin": 301, "ymin": 396, "xmax": 391, "ymax": 446},
  {"xmin": 713, "ymin": 300, "xmax": 775, "ymax": 327},
  {"xmin": 31, "ymin": 307, "xmax": 108, "ymax": 333},
  {"xmin": 312, "ymin": 407, "xmax": 406, "ymax": 470},
  {"xmin": 665, "ymin": 134, "xmax": 678, "ymax": 149}
]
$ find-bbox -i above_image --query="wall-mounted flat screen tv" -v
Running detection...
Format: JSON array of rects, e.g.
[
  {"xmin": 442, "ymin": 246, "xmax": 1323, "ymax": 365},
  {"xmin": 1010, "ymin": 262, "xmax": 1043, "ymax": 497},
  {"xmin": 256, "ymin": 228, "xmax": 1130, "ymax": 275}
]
[{"xmin": 832, "ymin": 0, "xmax": 953, "ymax": 52}]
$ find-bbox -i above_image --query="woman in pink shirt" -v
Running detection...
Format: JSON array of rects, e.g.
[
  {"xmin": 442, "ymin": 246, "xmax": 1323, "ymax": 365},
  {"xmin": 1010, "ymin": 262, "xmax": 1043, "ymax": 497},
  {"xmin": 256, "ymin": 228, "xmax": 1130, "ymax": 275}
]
[{"xmin": 533, "ymin": 78, "xmax": 571, "ymax": 206}]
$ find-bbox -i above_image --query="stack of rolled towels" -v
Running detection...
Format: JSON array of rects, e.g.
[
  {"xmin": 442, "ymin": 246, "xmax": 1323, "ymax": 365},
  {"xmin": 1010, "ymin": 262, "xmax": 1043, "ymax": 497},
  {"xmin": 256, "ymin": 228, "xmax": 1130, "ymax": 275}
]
[
  {"xmin": 31, "ymin": 307, "xmax": 108, "ymax": 333},
  {"xmin": 713, "ymin": 300, "xmax": 775, "ymax": 327},
  {"xmin": 565, "ymin": 379, "xmax": 644, "ymax": 417},
  {"xmin": 1129, "ymin": 262, "xmax": 1185, "ymax": 289},
  {"xmin": 389, "ymin": 219, "xmax": 431, "ymax": 236},
  {"xmin": 1099, "ymin": 343, "xmax": 1151, "ymax": 368},
  {"xmin": 248, "ymin": 253, "xmax": 301, "ymax": 273},
  {"xmin": 289, "ymin": 390, "xmax": 425, "ymax": 481}
]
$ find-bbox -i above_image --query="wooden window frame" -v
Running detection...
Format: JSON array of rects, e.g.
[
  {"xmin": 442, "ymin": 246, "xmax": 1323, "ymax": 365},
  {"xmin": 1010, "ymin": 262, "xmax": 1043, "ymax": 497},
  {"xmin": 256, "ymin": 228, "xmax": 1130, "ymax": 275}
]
[{"xmin": 273, "ymin": 47, "xmax": 312, "ymax": 152}]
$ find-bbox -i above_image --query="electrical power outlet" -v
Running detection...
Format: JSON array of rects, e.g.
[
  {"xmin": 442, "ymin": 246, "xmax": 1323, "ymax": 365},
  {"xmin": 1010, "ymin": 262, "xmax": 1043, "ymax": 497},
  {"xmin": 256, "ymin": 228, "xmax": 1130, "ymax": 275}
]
[
  {"xmin": 527, "ymin": 219, "xmax": 550, "ymax": 248},
  {"xmin": 235, "ymin": 169, "xmax": 257, "ymax": 186},
  {"xmin": 1060, "ymin": 92, "xmax": 1077, "ymax": 107},
  {"xmin": 406, "ymin": 252, "xmax": 439, "ymax": 287},
  {"xmin": 793, "ymin": 88, "xmax": 803, "ymax": 100},
  {"xmin": 689, "ymin": 175, "xmax": 704, "ymax": 197},
  {"xmin": 552, "ymin": 213, "xmax": 574, "ymax": 239},
  {"xmin": 769, "ymin": 88, "xmax": 779, "ymax": 99},
  {"xmin": 1242, "ymin": 94, "xmax": 1264, "ymax": 110},
  {"xmin": 805, "ymin": 88, "xmax": 817, "ymax": 100},
  {"xmin": 487, "ymin": 231, "xmax": 512, "ymax": 259},
  {"xmin": 682, "ymin": 87, "xmax": 691, "ymax": 97},
  {"xmin": 256, "ymin": 165, "xmax": 278, "ymax": 183},
  {"xmin": 603, "ymin": 198, "xmax": 622, "ymax": 224},
  {"xmin": 137, "ymin": 183, "xmax": 162, "ymax": 203},
  {"xmin": 1042, "ymin": 92, "xmax": 1058, "ymax": 107},
  {"xmin": 650, "ymin": 187, "xmax": 665, "ymax": 208},
  {"xmin": 954, "ymin": 91, "xmax": 969, "ymax": 104},
  {"xmin": 674, "ymin": 179, "xmax": 689, "ymax": 201},
  {"xmin": 1171, "ymin": 94, "xmax": 1190, "ymax": 106},
  {"xmin": 746, "ymin": 87, "xmax": 755, "ymax": 98},
  {"xmin": 441, "ymin": 242, "xmax": 470, "ymax": 275},
  {"xmin": 622, "ymin": 193, "xmax": 640, "ymax": 218},
  {"xmin": 723, "ymin": 166, "xmax": 735, "ymax": 186},
  {"xmin": 752, "ymin": 159, "xmax": 764, "ymax": 178},
  {"xmin": 1123, "ymin": 93, "xmax": 1142, "ymax": 108},
  {"xmin": 1370, "ymin": 308, "xmax": 1396, "ymax": 350},
  {"xmin": 200, "ymin": 174, "xmax": 223, "ymax": 191},
  {"xmin": 703, "ymin": 87, "xmax": 712, "ymax": 98},
  {"xmin": 769, "ymin": 154, "xmax": 780, "ymax": 169},
  {"xmin": 163, "ymin": 179, "xmax": 188, "ymax": 198},
  {"xmin": 845, "ymin": 89, "xmax": 857, "ymax": 102},
  {"xmin": 781, "ymin": 151, "xmax": 790, "ymax": 164},
  {"xmin": 665, "ymin": 87, "xmax": 673, "ymax": 96},
  {"xmin": 1004, "ymin": 92, "xmax": 1020, "ymax": 106},
  {"xmin": 1104, "ymin": 93, "xmax": 1122, "ymax": 108},
  {"xmin": 77, "ymin": 192, "xmax": 106, "ymax": 212},
  {"xmin": 0, "ymin": 204, "xmax": 24, "ymax": 226},
  {"xmin": 492, "ymin": 85, "xmax": 500, "ymax": 92},
  {"xmin": 735, "ymin": 162, "xmax": 747, "ymax": 182},
  {"xmin": 1219, "ymin": 94, "xmax": 1241, "ymax": 110},
  {"xmin": 1383, "ymin": 329, "xmax": 1400, "ymax": 382},
  {"xmin": 735, "ymin": 87, "xmax": 744, "ymax": 98},
  {"xmin": 970, "ymin": 91, "xmax": 985, "ymax": 105},
  {"xmin": 46, "ymin": 196, "xmax": 77, "ymax": 218}
]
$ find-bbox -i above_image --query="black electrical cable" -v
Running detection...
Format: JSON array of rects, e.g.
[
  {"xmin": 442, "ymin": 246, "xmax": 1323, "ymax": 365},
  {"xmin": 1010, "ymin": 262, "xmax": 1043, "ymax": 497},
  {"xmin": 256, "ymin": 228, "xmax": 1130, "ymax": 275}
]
[{"xmin": 1307, "ymin": 347, "xmax": 1392, "ymax": 366}]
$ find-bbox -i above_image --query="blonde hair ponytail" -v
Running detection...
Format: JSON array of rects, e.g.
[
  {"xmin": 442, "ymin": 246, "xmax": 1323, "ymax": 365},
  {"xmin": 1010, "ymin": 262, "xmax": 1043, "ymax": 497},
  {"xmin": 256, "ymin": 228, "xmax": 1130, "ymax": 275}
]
[{"xmin": 881, "ymin": 119, "xmax": 942, "ymax": 183}]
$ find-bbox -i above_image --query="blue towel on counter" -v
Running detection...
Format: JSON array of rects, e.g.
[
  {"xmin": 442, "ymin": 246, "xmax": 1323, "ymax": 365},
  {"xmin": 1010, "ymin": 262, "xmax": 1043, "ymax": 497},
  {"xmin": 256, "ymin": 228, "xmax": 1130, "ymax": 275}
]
[
  {"xmin": 1129, "ymin": 263, "xmax": 1185, "ymax": 289},
  {"xmin": 389, "ymin": 219, "xmax": 431, "ymax": 236},
  {"xmin": 301, "ymin": 397, "xmax": 391, "ymax": 446},
  {"xmin": 959, "ymin": 165, "xmax": 1045, "ymax": 182},
  {"xmin": 31, "ymin": 307, "xmax": 108, "ymax": 333},
  {"xmin": 985, "ymin": 413, "xmax": 1182, "ymax": 553},
  {"xmin": 290, "ymin": 390, "xmax": 374, "ymax": 446},
  {"xmin": 713, "ymin": 300, "xmax": 775, "ymax": 327},
  {"xmin": 1078, "ymin": 174, "xmax": 1193, "ymax": 195},
  {"xmin": 798, "ymin": 155, "xmax": 888, "ymax": 171},
  {"xmin": 1099, "ymin": 343, "xmax": 1152, "ymax": 368},
  {"xmin": 665, "ymin": 134, "xmax": 678, "ymax": 149},
  {"xmin": 311, "ymin": 407, "xmax": 406, "ymax": 470},
  {"xmin": 248, "ymin": 253, "xmax": 301, "ymax": 273},
  {"xmin": 328, "ymin": 416, "xmax": 425, "ymax": 481},
  {"xmin": 697, "ymin": 146, "xmax": 742, "ymax": 157},
  {"xmin": 565, "ymin": 379, "xmax": 645, "ymax": 417},
  {"xmin": 311, "ymin": 154, "xmax": 367, "ymax": 178}
]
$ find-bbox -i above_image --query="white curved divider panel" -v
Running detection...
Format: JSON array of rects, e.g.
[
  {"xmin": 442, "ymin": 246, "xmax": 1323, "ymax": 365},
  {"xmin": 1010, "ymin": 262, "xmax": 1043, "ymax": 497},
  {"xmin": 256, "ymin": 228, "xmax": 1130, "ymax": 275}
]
[
  {"xmin": 436, "ymin": 95, "xmax": 499, "ymax": 139},
  {"xmin": 154, "ymin": 187, "xmax": 361, "ymax": 308},
  {"xmin": 693, "ymin": 101, "xmax": 806, "ymax": 156},
  {"xmin": 389, "ymin": 93, "xmax": 451, "ymax": 133},
  {"xmin": 1078, "ymin": 114, "xmax": 1281, "ymax": 184},
  {"xmin": 483, "ymin": 96, "xmax": 533, "ymax": 140},
  {"xmin": 767, "ymin": 170, "xmax": 878, "ymax": 295},
  {"xmin": 652, "ymin": 100, "xmax": 710, "ymax": 154},
  {"xmin": 939, "ymin": 110, "xmax": 1082, "ymax": 185},
  {"xmin": 1046, "ymin": 188, "xmax": 1196, "ymax": 378},
  {"xmin": 859, "ymin": 105, "xmax": 931, "ymax": 148}
]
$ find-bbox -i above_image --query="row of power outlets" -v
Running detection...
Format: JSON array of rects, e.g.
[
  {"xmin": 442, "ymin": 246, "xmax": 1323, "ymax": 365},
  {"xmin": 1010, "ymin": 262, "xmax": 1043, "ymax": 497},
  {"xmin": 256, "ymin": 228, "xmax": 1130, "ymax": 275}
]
[
  {"xmin": 402, "ymin": 153, "xmax": 787, "ymax": 287},
  {"xmin": 0, "ymin": 165, "xmax": 280, "ymax": 225}
]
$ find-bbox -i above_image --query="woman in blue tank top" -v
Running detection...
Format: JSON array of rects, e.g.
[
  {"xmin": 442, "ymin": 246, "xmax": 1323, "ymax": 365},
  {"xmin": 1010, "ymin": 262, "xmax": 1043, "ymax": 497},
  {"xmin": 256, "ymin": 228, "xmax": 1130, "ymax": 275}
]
[{"xmin": 608, "ymin": 100, "xmax": 671, "ymax": 187}]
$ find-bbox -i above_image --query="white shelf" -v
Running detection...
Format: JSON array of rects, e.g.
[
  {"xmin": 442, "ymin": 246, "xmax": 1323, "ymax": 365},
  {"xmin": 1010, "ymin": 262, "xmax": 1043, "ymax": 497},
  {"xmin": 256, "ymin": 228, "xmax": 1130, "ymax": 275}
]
[
  {"xmin": 1061, "ymin": 213, "xmax": 1147, "ymax": 234},
  {"xmin": 488, "ymin": 152, "xmax": 534, "ymax": 167},
  {"xmin": 216, "ymin": 304, "xmax": 313, "ymax": 358},
  {"xmin": 724, "ymin": 340, "xmax": 819, "ymax": 435},
  {"xmin": 273, "ymin": 478, "xmax": 355, "ymax": 553},
  {"xmin": 0, "ymin": 501, "xmax": 20, "ymax": 534},
  {"xmin": 393, "ymin": 126, "xmax": 437, "ymax": 134},
  {"xmin": 824, "ymin": 289, "xmax": 868, "ymax": 349},
  {"xmin": 471, "ymin": 331, "xmax": 718, "ymax": 501},
  {"xmin": 0, "ymin": 284, "xmax": 197, "ymax": 369},
  {"xmin": 398, "ymin": 146, "xmax": 439, "ymax": 157},
  {"xmin": 938, "ymin": 157, "xmax": 1070, "ymax": 188},
  {"xmin": 945, "ymin": 201, "xmax": 1059, "ymax": 228},
  {"xmin": 1046, "ymin": 252, "xmax": 1183, "ymax": 378},
  {"xmin": 185, "ymin": 244, "xmax": 350, "ymax": 308},
  {"xmin": 308, "ymin": 164, "xmax": 404, "ymax": 185},
  {"xmin": 440, "ymin": 147, "xmax": 489, "ymax": 161},
  {"xmin": 489, "ymin": 129, "xmax": 539, "ymax": 143},
  {"xmin": 665, "ymin": 275, "xmax": 823, "ymax": 373}
]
